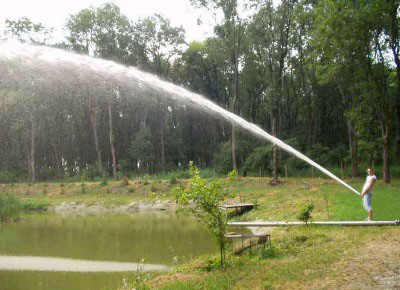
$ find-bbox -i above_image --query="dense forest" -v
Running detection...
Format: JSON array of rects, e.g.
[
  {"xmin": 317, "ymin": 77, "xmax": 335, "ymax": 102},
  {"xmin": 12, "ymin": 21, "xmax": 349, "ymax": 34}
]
[{"xmin": 0, "ymin": 0, "xmax": 399, "ymax": 183}]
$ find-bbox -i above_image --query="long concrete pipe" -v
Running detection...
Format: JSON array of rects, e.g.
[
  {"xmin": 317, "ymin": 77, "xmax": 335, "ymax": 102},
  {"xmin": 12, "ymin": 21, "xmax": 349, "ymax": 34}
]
[{"xmin": 228, "ymin": 220, "xmax": 400, "ymax": 227}]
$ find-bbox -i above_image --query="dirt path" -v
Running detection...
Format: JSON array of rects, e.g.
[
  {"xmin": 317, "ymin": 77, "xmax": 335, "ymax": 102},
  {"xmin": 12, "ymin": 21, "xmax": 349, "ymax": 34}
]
[{"xmin": 303, "ymin": 229, "xmax": 400, "ymax": 289}]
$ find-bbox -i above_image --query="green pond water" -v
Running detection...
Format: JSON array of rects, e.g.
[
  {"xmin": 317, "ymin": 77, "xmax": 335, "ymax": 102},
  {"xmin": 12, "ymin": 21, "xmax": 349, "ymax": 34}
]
[{"xmin": 0, "ymin": 211, "xmax": 216, "ymax": 290}]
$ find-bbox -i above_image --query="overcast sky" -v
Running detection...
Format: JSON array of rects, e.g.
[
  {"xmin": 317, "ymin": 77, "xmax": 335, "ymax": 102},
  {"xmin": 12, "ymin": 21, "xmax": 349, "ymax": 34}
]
[{"xmin": 0, "ymin": 0, "xmax": 219, "ymax": 42}]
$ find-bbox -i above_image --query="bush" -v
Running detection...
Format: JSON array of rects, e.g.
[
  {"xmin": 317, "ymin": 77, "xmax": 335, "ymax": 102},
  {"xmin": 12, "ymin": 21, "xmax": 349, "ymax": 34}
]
[
  {"xmin": 21, "ymin": 201, "xmax": 50, "ymax": 212},
  {"xmin": 0, "ymin": 171, "xmax": 20, "ymax": 183},
  {"xmin": 242, "ymin": 145, "xmax": 273, "ymax": 175},
  {"xmin": 0, "ymin": 194, "xmax": 22, "ymax": 223},
  {"xmin": 80, "ymin": 182, "xmax": 86, "ymax": 194},
  {"xmin": 81, "ymin": 164, "xmax": 103, "ymax": 181},
  {"xmin": 100, "ymin": 178, "xmax": 108, "ymax": 187},
  {"xmin": 173, "ymin": 162, "xmax": 235, "ymax": 268},
  {"xmin": 297, "ymin": 203, "xmax": 314, "ymax": 224},
  {"xmin": 169, "ymin": 174, "xmax": 177, "ymax": 185}
]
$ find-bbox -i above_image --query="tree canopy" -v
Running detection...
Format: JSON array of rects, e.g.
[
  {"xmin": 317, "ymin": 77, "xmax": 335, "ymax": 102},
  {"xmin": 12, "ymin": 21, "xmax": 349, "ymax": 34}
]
[{"xmin": 0, "ymin": 1, "xmax": 399, "ymax": 183}]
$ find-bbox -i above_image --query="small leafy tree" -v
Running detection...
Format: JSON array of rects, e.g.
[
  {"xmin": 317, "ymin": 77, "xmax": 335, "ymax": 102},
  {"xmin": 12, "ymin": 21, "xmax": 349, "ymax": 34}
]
[
  {"xmin": 297, "ymin": 203, "xmax": 314, "ymax": 224},
  {"xmin": 173, "ymin": 161, "xmax": 234, "ymax": 267}
]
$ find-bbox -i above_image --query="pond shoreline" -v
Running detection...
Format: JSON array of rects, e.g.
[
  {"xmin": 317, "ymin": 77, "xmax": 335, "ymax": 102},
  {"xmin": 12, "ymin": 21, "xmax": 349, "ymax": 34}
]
[{"xmin": 51, "ymin": 200, "xmax": 179, "ymax": 213}]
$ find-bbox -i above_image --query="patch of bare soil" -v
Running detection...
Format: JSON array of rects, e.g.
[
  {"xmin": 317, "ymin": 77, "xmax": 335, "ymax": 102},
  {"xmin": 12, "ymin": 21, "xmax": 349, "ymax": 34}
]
[
  {"xmin": 150, "ymin": 272, "xmax": 201, "ymax": 288},
  {"xmin": 305, "ymin": 229, "xmax": 400, "ymax": 289}
]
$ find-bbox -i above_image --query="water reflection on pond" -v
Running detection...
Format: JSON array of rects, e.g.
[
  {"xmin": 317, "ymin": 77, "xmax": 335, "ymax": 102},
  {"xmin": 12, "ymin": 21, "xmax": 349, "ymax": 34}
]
[{"xmin": 0, "ymin": 211, "xmax": 216, "ymax": 290}]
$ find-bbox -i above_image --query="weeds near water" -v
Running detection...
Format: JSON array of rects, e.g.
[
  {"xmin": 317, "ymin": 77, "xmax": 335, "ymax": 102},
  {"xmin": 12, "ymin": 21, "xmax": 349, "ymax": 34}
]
[
  {"xmin": 0, "ymin": 194, "xmax": 22, "ymax": 223},
  {"xmin": 118, "ymin": 259, "xmax": 150, "ymax": 290}
]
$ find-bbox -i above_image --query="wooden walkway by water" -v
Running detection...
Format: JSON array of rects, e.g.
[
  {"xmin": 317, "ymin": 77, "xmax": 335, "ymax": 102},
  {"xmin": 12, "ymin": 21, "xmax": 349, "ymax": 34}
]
[
  {"xmin": 225, "ymin": 233, "xmax": 271, "ymax": 255},
  {"xmin": 220, "ymin": 203, "xmax": 254, "ymax": 214}
]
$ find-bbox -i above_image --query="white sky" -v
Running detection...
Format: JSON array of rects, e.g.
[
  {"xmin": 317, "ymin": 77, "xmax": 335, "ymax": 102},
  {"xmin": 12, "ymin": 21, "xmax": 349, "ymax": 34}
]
[{"xmin": 0, "ymin": 0, "xmax": 219, "ymax": 43}]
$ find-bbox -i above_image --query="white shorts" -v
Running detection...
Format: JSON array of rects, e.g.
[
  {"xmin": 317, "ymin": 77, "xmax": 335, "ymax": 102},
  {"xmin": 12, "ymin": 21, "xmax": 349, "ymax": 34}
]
[{"xmin": 363, "ymin": 193, "xmax": 372, "ymax": 211}]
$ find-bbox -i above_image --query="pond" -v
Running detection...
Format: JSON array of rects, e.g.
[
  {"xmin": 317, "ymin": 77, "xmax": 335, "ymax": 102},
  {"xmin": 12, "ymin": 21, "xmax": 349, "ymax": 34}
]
[{"xmin": 0, "ymin": 211, "xmax": 216, "ymax": 289}]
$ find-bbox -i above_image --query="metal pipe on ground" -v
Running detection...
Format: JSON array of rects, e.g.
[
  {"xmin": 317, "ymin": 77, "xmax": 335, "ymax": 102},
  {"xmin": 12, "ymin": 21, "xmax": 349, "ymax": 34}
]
[{"xmin": 228, "ymin": 220, "xmax": 400, "ymax": 227}]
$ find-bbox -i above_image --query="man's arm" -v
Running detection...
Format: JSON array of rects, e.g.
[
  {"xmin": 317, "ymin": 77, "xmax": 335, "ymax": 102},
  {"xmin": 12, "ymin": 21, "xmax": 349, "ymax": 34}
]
[{"xmin": 361, "ymin": 177, "xmax": 376, "ymax": 196}]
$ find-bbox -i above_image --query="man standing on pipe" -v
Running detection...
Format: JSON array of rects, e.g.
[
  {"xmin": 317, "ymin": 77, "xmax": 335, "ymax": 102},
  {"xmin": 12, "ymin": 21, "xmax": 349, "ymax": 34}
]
[{"xmin": 361, "ymin": 167, "xmax": 377, "ymax": 221}]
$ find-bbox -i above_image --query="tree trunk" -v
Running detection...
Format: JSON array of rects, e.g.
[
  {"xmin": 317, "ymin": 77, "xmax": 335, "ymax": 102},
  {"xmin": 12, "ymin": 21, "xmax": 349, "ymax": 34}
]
[
  {"xmin": 231, "ymin": 122, "xmax": 237, "ymax": 171},
  {"xmin": 230, "ymin": 67, "xmax": 238, "ymax": 172},
  {"xmin": 378, "ymin": 116, "xmax": 392, "ymax": 184},
  {"xmin": 396, "ymin": 66, "xmax": 400, "ymax": 164},
  {"xmin": 272, "ymin": 110, "xmax": 279, "ymax": 183},
  {"xmin": 52, "ymin": 145, "xmax": 62, "ymax": 180},
  {"xmin": 347, "ymin": 120, "xmax": 359, "ymax": 178},
  {"xmin": 108, "ymin": 103, "xmax": 117, "ymax": 180},
  {"xmin": 383, "ymin": 136, "xmax": 391, "ymax": 184},
  {"xmin": 89, "ymin": 96, "xmax": 102, "ymax": 175},
  {"xmin": 160, "ymin": 106, "xmax": 165, "ymax": 172},
  {"xmin": 388, "ymin": 1, "xmax": 400, "ymax": 164},
  {"xmin": 397, "ymin": 110, "xmax": 400, "ymax": 163},
  {"xmin": 30, "ymin": 114, "xmax": 35, "ymax": 182}
]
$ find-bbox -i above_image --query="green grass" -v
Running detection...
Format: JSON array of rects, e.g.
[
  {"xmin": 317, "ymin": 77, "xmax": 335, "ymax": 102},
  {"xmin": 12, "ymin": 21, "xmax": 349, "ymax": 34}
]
[
  {"xmin": 21, "ymin": 200, "xmax": 50, "ymax": 211},
  {"xmin": 143, "ymin": 177, "xmax": 400, "ymax": 289}
]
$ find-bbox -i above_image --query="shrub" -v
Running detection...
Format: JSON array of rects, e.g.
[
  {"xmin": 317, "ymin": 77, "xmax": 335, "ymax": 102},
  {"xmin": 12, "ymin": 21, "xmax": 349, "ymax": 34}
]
[
  {"xmin": 121, "ymin": 176, "xmax": 130, "ymax": 187},
  {"xmin": 242, "ymin": 145, "xmax": 273, "ymax": 175},
  {"xmin": 0, "ymin": 171, "xmax": 19, "ymax": 183},
  {"xmin": 21, "ymin": 201, "xmax": 50, "ymax": 212},
  {"xmin": 173, "ymin": 162, "xmax": 235, "ymax": 268},
  {"xmin": 0, "ymin": 194, "xmax": 22, "ymax": 223},
  {"xmin": 80, "ymin": 182, "xmax": 86, "ymax": 194},
  {"xmin": 169, "ymin": 175, "xmax": 177, "ymax": 185},
  {"xmin": 100, "ymin": 178, "xmax": 108, "ymax": 187},
  {"xmin": 297, "ymin": 203, "xmax": 315, "ymax": 224}
]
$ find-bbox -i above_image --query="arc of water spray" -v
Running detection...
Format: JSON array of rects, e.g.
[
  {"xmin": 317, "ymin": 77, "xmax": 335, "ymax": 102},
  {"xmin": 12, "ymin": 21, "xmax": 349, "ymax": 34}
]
[
  {"xmin": 0, "ymin": 41, "xmax": 360, "ymax": 195},
  {"xmin": 126, "ymin": 70, "xmax": 361, "ymax": 196}
]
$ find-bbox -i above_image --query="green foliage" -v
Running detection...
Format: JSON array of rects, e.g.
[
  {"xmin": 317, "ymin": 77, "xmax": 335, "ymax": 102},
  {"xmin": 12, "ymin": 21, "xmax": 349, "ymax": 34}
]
[
  {"xmin": 169, "ymin": 174, "xmax": 177, "ymax": 185},
  {"xmin": 243, "ymin": 145, "xmax": 273, "ymax": 174},
  {"xmin": 130, "ymin": 126, "xmax": 155, "ymax": 174},
  {"xmin": 21, "ymin": 200, "xmax": 50, "ymax": 212},
  {"xmin": 100, "ymin": 178, "xmax": 108, "ymax": 187},
  {"xmin": 0, "ymin": 194, "xmax": 22, "ymax": 223},
  {"xmin": 81, "ymin": 164, "xmax": 103, "ymax": 181},
  {"xmin": 0, "ymin": 171, "xmax": 21, "ymax": 183},
  {"xmin": 173, "ymin": 161, "xmax": 234, "ymax": 267},
  {"xmin": 297, "ymin": 203, "xmax": 314, "ymax": 224},
  {"xmin": 227, "ymin": 169, "xmax": 238, "ymax": 182},
  {"xmin": 80, "ymin": 182, "xmax": 86, "ymax": 194},
  {"xmin": 214, "ymin": 139, "xmax": 260, "ymax": 174}
]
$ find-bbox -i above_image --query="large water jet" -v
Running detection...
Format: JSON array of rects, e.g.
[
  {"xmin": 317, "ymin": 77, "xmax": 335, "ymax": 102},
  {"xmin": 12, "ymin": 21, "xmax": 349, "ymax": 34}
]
[{"xmin": 0, "ymin": 41, "xmax": 360, "ymax": 195}]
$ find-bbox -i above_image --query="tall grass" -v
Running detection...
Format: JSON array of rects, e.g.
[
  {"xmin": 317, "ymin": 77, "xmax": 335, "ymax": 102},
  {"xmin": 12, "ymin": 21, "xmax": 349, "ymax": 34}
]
[{"xmin": 0, "ymin": 194, "xmax": 22, "ymax": 223}]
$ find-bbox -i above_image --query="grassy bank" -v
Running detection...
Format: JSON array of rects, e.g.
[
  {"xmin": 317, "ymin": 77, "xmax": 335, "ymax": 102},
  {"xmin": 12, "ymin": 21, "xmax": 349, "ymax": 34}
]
[
  {"xmin": 124, "ymin": 177, "xmax": 399, "ymax": 289},
  {"xmin": 1, "ymin": 177, "xmax": 399, "ymax": 289},
  {"xmin": 0, "ymin": 178, "xmax": 183, "ymax": 206}
]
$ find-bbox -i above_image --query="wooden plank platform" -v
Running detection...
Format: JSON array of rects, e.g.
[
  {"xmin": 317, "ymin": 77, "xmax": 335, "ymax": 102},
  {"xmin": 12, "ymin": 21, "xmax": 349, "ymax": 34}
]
[
  {"xmin": 225, "ymin": 233, "xmax": 271, "ymax": 255},
  {"xmin": 220, "ymin": 203, "xmax": 254, "ymax": 211}
]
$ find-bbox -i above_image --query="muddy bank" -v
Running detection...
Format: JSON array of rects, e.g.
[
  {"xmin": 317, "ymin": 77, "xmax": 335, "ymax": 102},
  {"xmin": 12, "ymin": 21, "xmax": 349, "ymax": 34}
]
[{"xmin": 52, "ymin": 200, "xmax": 178, "ymax": 213}]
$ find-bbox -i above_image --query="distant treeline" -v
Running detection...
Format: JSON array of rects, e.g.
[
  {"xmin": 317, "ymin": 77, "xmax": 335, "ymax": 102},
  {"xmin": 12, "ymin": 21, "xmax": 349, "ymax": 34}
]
[{"xmin": 0, "ymin": 0, "xmax": 399, "ymax": 183}]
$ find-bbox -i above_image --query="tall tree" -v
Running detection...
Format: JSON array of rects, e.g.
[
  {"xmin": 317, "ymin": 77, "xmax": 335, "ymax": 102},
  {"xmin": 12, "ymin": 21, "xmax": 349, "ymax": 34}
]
[
  {"xmin": 190, "ymin": 0, "xmax": 247, "ymax": 172},
  {"xmin": 248, "ymin": 0, "xmax": 294, "ymax": 182},
  {"xmin": 313, "ymin": 0, "xmax": 397, "ymax": 183}
]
